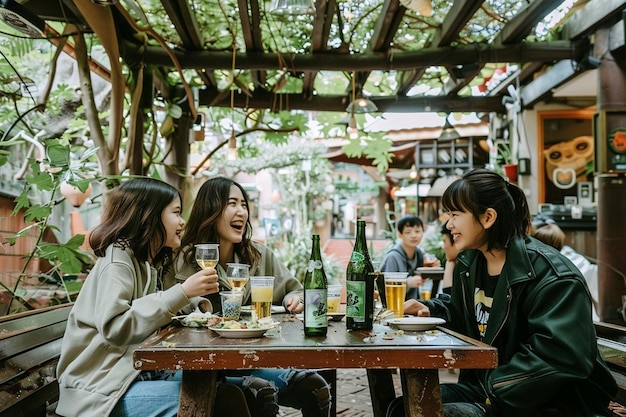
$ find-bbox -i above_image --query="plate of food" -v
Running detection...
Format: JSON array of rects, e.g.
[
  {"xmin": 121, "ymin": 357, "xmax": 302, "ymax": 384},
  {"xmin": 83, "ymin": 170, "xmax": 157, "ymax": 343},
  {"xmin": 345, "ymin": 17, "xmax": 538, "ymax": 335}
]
[
  {"xmin": 386, "ymin": 317, "xmax": 445, "ymax": 331},
  {"xmin": 208, "ymin": 317, "xmax": 279, "ymax": 338},
  {"xmin": 240, "ymin": 305, "xmax": 286, "ymax": 314},
  {"xmin": 172, "ymin": 311, "xmax": 221, "ymax": 328},
  {"xmin": 327, "ymin": 312, "xmax": 345, "ymax": 322}
]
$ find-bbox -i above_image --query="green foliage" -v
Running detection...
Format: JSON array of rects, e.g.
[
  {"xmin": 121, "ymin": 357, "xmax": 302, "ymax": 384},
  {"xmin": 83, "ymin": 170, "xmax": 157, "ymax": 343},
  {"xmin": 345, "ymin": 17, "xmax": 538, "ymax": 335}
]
[
  {"xmin": 268, "ymin": 225, "xmax": 343, "ymax": 284},
  {"xmin": 343, "ymin": 133, "xmax": 394, "ymax": 173},
  {"xmin": 1, "ymin": 134, "xmax": 99, "ymax": 312}
]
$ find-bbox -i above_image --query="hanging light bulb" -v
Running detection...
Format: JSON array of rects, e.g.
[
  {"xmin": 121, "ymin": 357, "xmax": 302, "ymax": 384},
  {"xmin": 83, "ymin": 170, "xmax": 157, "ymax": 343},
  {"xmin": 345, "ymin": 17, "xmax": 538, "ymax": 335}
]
[
  {"xmin": 345, "ymin": 96, "xmax": 378, "ymax": 114},
  {"xmin": 346, "ymin": 115, "xmax": 359, "ymax": 139},
  {"xmin": 227, "ymin": 131, "xmax": 237, "ymax": 160},
  {"xmin": 269, "ymin": 0, "xmax": 315, "ymax": 15}
]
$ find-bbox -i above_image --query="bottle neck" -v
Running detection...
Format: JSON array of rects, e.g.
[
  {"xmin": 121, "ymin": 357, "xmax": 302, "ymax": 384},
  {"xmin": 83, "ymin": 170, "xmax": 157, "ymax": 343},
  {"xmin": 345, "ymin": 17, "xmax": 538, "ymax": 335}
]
[{"xmin": 354, "ymin": 221, "xmax": 368, "ymax": 254}]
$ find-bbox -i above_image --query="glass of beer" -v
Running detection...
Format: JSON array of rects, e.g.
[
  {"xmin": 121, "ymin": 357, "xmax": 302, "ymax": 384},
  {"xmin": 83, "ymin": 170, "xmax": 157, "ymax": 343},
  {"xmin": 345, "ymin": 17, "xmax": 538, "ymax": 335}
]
[
  {"xmin": 420, "ymin": 279, "xmax": 433, "ymax": 300},
  {"xmin": 384, "ymin": 272, "xmax": 408, "ymax": 318},
  {"xmin": 327, "ymin": 284, "xmax": 343, "ymax": 313},
  {"xmin": 226, "ymin": 263, "xmax": 250, "ymax": 291},
  {"xmin": 250, "ymin": 276, "xmax": 274, "ymax": 322}
]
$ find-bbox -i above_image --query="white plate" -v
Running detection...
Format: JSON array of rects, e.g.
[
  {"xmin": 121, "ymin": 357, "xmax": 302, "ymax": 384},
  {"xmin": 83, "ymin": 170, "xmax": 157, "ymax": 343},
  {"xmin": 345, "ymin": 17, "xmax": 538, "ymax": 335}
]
[
  {"xmin": 208, "ymin": 326, "xmax": 273, "ymax": 338},
  {"xmin": 240, "ymin": 305, "xmax": 286, "ymax": 314},
  {"xmin": 327, "ymin": 313, "xmax": 345, "ymax": 321},
  {"xmin": 386, "ymin": 317, "xmax": 445, "ymax": 331}
]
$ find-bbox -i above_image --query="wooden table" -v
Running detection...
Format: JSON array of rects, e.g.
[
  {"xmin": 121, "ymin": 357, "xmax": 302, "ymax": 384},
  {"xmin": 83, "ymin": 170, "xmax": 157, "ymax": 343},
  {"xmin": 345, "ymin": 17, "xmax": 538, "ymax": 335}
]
[{"xmin": 134, "ymin": 315, "xmax": 497, "ymax": 417}]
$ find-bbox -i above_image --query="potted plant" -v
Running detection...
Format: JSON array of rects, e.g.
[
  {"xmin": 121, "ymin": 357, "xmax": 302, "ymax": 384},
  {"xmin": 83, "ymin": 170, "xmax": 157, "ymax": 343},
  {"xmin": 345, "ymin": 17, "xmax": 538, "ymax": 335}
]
[{"xmin": 496, "ymin": 141, "xmax": 518, "ymax": 183}]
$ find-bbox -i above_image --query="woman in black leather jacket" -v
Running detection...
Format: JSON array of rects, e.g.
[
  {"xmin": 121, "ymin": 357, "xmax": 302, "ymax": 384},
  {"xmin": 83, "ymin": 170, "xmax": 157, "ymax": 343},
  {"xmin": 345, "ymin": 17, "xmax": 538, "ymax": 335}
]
[{"xmin": 391, "ymin": 169, "xmax": 617, "ymax": 417}]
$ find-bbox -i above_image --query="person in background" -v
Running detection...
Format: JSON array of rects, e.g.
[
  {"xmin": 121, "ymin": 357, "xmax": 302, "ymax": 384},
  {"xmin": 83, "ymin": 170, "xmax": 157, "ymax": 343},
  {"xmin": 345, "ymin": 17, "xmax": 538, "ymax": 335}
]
[
  {"xmin": 165, "ymin": 176, "xmax": 331, "ymax": 417},
  {"xmin": 532, "ymin": 220, "xmax": 599, "ymax": 321},
  {"xmin": 439, "ymin": 220, "xmax": 459, "ymax": 295},
  {"xmin": 56, "ymin": 178, "xmax": 250, "ymax": 417},
  {"xmin": 380, "ymin": 215, "xmax": 441, "ymax": 300},
  {"xmin": 393, "ymin": 169, "xmax": 616, "ymax": 417}
]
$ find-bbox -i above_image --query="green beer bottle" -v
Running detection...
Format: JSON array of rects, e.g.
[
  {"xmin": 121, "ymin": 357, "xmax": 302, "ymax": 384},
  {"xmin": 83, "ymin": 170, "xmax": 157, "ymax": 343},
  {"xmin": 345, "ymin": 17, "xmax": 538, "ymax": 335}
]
[
  {"xmin": 304, "ymin": 234, "xmax": 328, "ymax": 336},
  {"xmin": 346, "ymin": 220, "xmax": 375, "ymax": 330}
]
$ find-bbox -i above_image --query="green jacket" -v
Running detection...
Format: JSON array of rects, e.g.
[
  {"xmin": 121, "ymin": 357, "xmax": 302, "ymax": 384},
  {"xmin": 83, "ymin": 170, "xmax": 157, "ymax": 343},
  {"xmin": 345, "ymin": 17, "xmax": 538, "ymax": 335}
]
[{"xmin": 425, "ymin": 235, "xmax": 617, "ymax": 416}]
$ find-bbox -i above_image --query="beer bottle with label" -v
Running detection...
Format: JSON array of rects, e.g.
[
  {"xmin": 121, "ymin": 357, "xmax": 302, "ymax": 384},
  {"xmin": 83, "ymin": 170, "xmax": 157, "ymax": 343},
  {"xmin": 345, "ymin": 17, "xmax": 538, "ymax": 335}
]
[
  {"xmin": 346, "ymin": 220, "xmax": 375, "ymax": 330},
  {"xmin": 304, "ymin": 234, "xmax": 328, "ymax": 336}
]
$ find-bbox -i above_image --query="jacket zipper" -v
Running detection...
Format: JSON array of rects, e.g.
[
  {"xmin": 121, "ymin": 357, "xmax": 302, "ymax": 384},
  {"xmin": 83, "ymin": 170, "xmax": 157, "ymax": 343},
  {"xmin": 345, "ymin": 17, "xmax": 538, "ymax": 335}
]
[
  {"xmin": 492, "ymin": 371, "xmax": 543, "ymax": 389},
  {"xmin": 488, "ymin": 287, "xmax": 513, "ymax": 343}
]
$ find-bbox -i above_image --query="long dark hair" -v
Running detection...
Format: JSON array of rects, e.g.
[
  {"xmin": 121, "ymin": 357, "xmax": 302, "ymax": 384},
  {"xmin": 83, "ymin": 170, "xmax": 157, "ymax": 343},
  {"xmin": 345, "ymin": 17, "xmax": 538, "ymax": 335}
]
[
  {"xmin": 89, "ymin": 177, "xmax": 180, "ymax": 263},
  {"xmin": 180, "ymin": 177, "xmax": 260, "ymax": 268},
  {"xmin": 441, "ymin": 169, "xmax": 531, "ymax": 251}
]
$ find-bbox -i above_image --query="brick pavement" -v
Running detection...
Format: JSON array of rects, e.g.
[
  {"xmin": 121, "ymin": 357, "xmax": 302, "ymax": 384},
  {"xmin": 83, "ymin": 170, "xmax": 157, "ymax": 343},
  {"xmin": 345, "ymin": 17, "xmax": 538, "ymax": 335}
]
[{"xmin": 279, "ymin": 368, "xmax": 458, "ymax": 416}]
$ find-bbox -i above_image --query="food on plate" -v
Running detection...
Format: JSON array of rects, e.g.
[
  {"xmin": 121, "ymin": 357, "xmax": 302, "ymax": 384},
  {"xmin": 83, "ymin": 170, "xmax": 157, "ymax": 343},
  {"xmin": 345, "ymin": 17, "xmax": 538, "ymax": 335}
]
[{"xmin": 174, "ymin": 311, "xmax": 221, "ymax": 327}]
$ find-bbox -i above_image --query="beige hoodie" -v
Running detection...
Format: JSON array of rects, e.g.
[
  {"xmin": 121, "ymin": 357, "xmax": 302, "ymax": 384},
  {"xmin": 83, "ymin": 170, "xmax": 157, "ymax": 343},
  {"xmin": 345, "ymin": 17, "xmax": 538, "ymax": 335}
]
[{"xmin": 56, "ymin": 244, "xmax": 192, "ymax": 417}]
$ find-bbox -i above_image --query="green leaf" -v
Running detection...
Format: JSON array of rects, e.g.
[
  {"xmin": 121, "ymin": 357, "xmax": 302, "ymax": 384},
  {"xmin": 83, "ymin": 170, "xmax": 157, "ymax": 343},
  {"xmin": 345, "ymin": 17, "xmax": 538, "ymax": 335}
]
[
  {"xmin": 27, "ymin": 170, "xmax": 54, "ymax": 191},
  {"xmin": 38, "ymin": 243, "xmax": 85, "ymax": 275},
  {"xmin": 11, "ymin": 188, "xmax": 32, "ymax": 214},
  {"xmin": 342, "ymin": 139, "xmax": 364, "ymax": 158},
  {"xmin": 46, "ymin": 140, "xmax": 70, "ymax": 167},
  {"xmin": 24, "ymin": 204, "xmax": 52, "ymax": 222}
]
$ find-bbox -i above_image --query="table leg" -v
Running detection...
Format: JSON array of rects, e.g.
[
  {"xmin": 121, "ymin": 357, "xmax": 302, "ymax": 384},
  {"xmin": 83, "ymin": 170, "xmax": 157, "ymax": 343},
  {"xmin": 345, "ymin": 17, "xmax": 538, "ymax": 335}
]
[
  {"xmin": 179, "ymin": 370, "xmax": 217, "ymax": 417},
  {"xmin": 400, "ymin": 369, "xmax": 442, "ymax": 417},
  {"xmin": 366, "ymin": 369, "xmax": 397, "ymax": 417}
]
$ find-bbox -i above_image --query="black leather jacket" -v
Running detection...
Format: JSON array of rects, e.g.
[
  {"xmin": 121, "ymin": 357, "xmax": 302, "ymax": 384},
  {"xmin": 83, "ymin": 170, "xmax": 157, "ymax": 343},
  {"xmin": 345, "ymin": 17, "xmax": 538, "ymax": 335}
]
[{"xmin": 426, "ymin": 235, "xmax": 617, "ymax": 416}]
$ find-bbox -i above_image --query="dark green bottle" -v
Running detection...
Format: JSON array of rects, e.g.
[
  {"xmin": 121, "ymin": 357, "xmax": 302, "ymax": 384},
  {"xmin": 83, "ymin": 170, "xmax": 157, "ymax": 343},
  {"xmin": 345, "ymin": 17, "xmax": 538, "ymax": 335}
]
[
  {"xmin": 304, "ymin": 234, "xmax": 328, "ymax": 336},
  {"xmin": 346, "ymin": 220, "xmax": 375, "ymax": 330}
]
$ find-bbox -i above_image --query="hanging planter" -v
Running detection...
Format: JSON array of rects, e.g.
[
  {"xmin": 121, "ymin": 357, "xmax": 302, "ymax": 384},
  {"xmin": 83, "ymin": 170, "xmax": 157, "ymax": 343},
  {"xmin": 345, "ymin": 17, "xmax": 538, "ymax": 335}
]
[{"xmin": 60, "ymin": 181, "xmax": 93, "ymax": 207}]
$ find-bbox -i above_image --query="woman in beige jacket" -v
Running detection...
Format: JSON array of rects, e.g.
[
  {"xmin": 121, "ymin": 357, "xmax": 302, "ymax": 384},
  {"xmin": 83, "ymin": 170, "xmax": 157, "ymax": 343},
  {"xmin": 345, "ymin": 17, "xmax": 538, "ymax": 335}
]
[{"xmin": 56, "ymin": 178, "xmax": 250, "ymax": 417}]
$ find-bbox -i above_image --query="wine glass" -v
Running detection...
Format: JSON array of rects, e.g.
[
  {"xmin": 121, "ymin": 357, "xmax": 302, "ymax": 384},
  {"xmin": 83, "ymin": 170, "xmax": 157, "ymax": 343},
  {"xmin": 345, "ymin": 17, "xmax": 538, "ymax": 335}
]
[
  {"xmin": 195, "ymin": 243, "xmax": 219, "ymax": 270},
  {"xmin": 226, "ymin": 263, "xmax": 250, "ymax": 291}
]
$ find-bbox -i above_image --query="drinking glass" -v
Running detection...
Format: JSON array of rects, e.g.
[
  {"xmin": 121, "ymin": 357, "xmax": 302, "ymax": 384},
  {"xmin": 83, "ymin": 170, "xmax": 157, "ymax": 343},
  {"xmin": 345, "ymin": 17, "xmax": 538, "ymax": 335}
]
[
  {"xmin": 250, "ymin": 276, "xmax": 274, "ymax": 322},
  {"xmin": 420, "ymin": 279, "xmax": 433, "ymax": 300},
  {"xmin": 226, "ymin": 263, "xmax": 250, "ymax": 291},
  {"xmin": 423, "ymin": 253, "xmax": 438, "ymax": 267},
  {"xmin": 220, "ymin": 291, "xmax": 244, "ymax": 320},
  {"xmin": 384, "ymin": 272, "xmax": 408, "ymax": 318},
  {"xmin": 195, "ymin": 244, "xmax": 219, "ymax": 269},
  {"xmin": 327, "ymin": 284, "xmax": 343, "ymax": 313}
]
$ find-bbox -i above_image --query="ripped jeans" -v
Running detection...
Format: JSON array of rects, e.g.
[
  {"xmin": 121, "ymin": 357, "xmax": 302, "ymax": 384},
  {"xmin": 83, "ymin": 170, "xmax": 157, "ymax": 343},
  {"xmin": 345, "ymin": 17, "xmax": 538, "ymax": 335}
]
[{"xmin": 225, "ymin": 369, "xmax": 331, "ymax": 417}]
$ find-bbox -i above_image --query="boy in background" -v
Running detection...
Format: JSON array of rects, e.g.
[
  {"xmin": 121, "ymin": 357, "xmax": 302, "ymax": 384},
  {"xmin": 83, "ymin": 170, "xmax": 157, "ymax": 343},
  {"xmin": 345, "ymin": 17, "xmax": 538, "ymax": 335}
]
[{"xmin": 380, "ymin": 215, "xmax": 440, "ymax": 300}]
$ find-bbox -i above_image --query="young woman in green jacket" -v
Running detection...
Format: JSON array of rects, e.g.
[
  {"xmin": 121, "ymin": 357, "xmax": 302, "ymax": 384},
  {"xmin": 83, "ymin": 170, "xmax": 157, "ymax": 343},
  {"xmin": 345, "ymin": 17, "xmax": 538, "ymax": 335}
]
[{"xmin": 392, "ymin": 169, "xmax": 617, "ymax": 417}]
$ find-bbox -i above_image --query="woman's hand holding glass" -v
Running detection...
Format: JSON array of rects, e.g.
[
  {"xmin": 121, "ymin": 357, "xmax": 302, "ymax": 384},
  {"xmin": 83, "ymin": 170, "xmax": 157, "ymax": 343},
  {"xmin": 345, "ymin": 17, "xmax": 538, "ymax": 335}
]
[{"xmin": 181, "ymin": 268, "xmax": 219, "ymax": 298}]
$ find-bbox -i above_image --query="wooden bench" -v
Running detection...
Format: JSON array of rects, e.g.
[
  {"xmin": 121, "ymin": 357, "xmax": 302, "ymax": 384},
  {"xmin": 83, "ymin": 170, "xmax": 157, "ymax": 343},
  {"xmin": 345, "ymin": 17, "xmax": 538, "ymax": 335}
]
[
  {"xmin": 595, "ymin": 322, "xmax": 626, "ymax": 407},
  {"xmin": 0, "ymin": 303, "xmax": 72, "ymax": 417}
]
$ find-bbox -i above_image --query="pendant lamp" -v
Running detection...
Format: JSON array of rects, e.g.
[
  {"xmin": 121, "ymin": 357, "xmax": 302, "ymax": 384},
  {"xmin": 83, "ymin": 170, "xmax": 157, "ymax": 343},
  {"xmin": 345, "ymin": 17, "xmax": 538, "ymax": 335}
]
[
  {"xmin": 438, "ymin": 114, "xmax": 461, "ymax": 141},
  {"xmin": 269, "ymin": 0, "xmax": 315, "ymax": 15},
  {"xmin": 0, "ymin": 0, "xmax": 45, "ymax": 37}
]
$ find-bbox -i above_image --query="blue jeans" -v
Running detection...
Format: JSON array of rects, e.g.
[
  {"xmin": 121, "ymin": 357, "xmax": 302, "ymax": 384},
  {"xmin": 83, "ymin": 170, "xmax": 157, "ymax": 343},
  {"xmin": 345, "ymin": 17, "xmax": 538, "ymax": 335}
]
[
  {"xmin": 112, "ymin": 371, "xmax": 252, "ymax": 417},
  {"xmin": 111, "ymin": 371, "xmax": 181, "ymax": 417}
]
